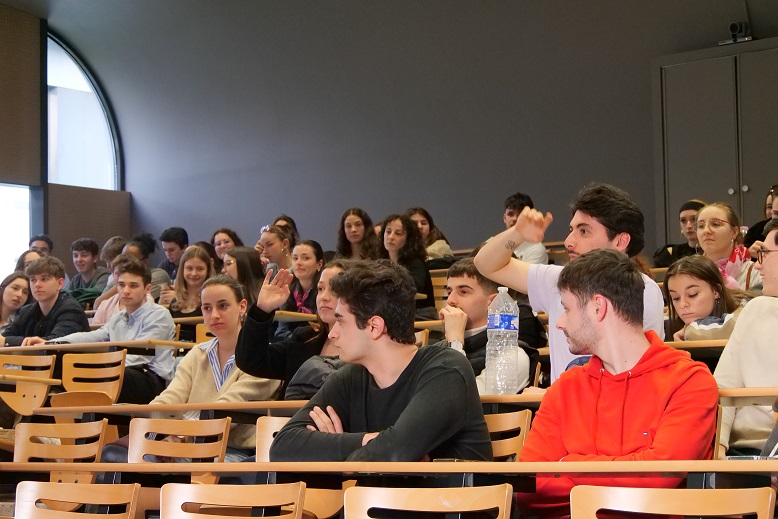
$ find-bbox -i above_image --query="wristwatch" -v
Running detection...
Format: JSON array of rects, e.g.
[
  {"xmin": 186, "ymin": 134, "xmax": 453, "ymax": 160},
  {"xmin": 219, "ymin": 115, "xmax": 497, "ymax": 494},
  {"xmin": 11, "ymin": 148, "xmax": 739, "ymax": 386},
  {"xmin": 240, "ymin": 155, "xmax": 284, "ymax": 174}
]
[{"xmin": 449, "ymin": 340, "xmax": 464, "ymax": 351}]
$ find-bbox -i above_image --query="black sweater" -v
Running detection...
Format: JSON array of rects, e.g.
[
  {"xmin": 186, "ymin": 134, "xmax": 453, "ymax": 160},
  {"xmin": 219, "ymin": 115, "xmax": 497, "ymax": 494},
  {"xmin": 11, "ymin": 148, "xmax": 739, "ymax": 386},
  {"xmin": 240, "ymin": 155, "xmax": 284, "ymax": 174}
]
[{"xmin": 3, "ymin": 292, "xmax": 89, "ymax": 346}]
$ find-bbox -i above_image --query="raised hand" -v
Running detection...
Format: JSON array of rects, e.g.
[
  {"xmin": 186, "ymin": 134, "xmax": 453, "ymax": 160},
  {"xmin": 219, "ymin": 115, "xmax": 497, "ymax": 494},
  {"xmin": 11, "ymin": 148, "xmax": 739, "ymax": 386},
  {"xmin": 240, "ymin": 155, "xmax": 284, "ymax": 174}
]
[
  {"xmin": 515, "ymin": 206, "xmax": 553, "ymax": 244},
  {"xmin": 256, "ymin": 268, "xmax": 293, "ymax": 312}
]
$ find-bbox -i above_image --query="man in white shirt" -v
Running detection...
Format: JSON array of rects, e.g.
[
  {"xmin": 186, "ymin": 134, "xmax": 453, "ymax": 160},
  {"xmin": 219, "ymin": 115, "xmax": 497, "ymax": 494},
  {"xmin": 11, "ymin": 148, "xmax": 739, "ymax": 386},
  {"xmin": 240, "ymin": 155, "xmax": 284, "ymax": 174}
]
[
  {"xmin": 475, "ymin": 183, "xmax": 665, "ymax": 383},
  {"xmin": 26, "ymin": 255, "xmax": 176, "ymax": 403}
]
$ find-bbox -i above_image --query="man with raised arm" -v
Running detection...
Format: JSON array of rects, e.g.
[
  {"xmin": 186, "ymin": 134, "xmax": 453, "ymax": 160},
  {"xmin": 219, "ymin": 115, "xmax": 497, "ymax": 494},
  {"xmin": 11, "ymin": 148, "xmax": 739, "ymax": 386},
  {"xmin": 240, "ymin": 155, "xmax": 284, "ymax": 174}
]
[
  {"xmin": 516, "ymin": 249, "xmax": 718, "ymax": 518},
  {"xmin": 474, "ymin": 183, "xmax": 665, "ymax": 382},
  {"xmin": 268, "ymin": 260, "xmax": 493, "ymax": 462}
]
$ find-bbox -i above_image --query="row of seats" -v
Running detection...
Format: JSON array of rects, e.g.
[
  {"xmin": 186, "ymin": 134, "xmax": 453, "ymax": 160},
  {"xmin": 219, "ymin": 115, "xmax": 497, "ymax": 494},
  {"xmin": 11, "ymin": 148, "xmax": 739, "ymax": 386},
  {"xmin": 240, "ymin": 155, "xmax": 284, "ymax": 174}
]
[{"xmin": 12, "ymin": 480, "xmax": 776, "ymax": 518}]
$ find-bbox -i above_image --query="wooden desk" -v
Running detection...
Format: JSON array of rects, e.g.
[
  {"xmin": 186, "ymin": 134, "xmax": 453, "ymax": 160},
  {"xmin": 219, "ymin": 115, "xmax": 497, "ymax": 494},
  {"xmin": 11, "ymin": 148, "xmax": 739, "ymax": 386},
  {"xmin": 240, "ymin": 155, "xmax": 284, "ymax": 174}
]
[
  {"xmin": 33, "ymin": 400, "xmax": 309, "ymax": 422},
  {"xmin": 718, "ymin": 387, "xmax": 777, "ymax": 407},
  {"xmin": 274, "ymin": 311, "xmax": 318, "ymax": 323},
  {"xmin": 414, "ymin": 320, "xmax": 443, "ymax": 332},
  {"xmin": 0, "ymin": 373, "xmax": 60, "ymax": 386},
  {"xmin": 0, "ymin": 339, "xmax": 194, "ymax": 355},
  {"xmin": 171, "ymin": 316, "xmax": 204, "ymax": 325},
  {"xmin": 666, "ymin": 339, "xmax": 727, "ymax": 358}
]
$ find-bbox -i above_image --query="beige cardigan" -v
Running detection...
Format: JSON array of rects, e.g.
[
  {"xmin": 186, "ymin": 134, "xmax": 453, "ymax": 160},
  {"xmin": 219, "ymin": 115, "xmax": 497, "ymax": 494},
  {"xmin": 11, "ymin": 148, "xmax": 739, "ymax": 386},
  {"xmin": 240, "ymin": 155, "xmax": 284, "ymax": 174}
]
[{"xmin": 151, "ymin": 338, "xmax": 281, "ymax": 449}]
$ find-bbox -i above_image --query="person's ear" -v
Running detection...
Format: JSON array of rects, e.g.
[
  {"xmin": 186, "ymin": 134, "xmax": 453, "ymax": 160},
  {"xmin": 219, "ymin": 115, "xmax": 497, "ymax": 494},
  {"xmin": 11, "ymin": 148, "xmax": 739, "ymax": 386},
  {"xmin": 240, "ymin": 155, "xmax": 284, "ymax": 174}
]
[
  {"xmin": 591, "ymin": 294, "xmax": 608, "ymax": 323},
  {"xmin": 144, "ymin": 284, "xmax": 152, "ymax": 295},
  {"xmin": 487, "ymin": 293, "xmax": 497, "ymax": 305},
  {"xmin": 366, "ymin": 315, "xmax": 386, "ymax": 339},
  {"xmin": 56, "ymin": 278, "xmax": 65, "ymax": 291},
  {"xmin": 614, "ymin": 232, "xmax": 631, "ymax": 253}
]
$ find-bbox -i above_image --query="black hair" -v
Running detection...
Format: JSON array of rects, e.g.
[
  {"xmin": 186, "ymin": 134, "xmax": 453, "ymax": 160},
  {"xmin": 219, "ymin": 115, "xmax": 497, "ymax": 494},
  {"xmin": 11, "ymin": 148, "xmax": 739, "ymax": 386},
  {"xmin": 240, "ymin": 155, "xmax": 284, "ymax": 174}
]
[
  {"xmin": 504, "ymin": 192, "xmax": 535, "ymax": 213},
  {"xmin": 336, "ymin": 208, "xmax": 379, "ymax": 260},
  {"xmin": 571, "ymin": 183, "xmax": 645, "ymax": 257},
  {"xmin": 29, "ymin": 234, "xmax": 54, "ymax": 253},
  {"xmin": 405, "ymin": 207, "xmax": 449, "ymax": 247},
  {"xmin": 70, "ymin": 238, "xmax": 100, "ymax": 256},
  {"xmin": 329, "ymin": 259, "xmax": 416, "ymax": 344},
  {"xmin": 378, "ymin": 214, "xmax": 426, "ymax": 265},
  {"xmin": 125, "ymin": 233, "xmax": 158, "ymax": 260},
  {"xmin": 159, "ymin": 227, "xmax": 189, "ymax": 248}
]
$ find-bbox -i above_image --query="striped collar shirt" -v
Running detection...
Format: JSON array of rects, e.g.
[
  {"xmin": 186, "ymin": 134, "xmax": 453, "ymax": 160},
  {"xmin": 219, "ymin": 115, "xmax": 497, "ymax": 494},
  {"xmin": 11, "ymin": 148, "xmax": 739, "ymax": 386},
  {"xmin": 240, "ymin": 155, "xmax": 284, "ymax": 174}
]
[{"xmin": 199, "ymin": 338, "xmax": 235, "ymax": 392}]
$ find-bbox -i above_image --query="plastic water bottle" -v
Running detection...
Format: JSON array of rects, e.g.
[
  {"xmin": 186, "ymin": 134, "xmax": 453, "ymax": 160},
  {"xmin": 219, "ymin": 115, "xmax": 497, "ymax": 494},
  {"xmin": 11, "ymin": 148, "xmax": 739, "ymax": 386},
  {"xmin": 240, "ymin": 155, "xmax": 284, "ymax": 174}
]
[{"xmin": 485, "ymin": 287, "xmax": 520, "ymax": 395}]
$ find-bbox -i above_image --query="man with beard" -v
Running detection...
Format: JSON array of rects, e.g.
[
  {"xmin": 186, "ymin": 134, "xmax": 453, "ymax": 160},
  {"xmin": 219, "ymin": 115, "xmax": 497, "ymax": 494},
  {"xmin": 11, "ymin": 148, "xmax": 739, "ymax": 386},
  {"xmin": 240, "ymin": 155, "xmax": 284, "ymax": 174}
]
[{"xmin": 515, "ymin": 249, "xmax": 718, "ymax": 519}]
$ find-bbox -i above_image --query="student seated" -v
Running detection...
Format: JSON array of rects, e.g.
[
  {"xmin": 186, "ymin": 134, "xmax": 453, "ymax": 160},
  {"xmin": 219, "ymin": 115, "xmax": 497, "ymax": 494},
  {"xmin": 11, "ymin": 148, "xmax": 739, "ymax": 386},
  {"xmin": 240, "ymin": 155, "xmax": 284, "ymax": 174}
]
[
  {"xmin": 516, "ymin": 250, "xmax": 718, "ymax": 519},
  {"xmin": 211, "ymin": 228, "xmax": 243, "ymax": 273},
  {"xmin": 405, "ymin": 207, "xmax": 453, "ymax": 259},
  {"xmin": 696, "ymin": 203, "xmax": 761, "ymax": 291},
  {"xmin": 269, "ymin": 260, "xmax": 493, "ymax": 462},
  {"xmin": 653, "ymin": 199, "xmax": 705, "ymax": 267},
  {"xmin": 101, "ymin": 275, "xmax": 281, "ymax": 463},
  {"xmin": 0, "ymin": 256, "xmax": 88, "ymax": 347},
  {"xmin": 159, "ymin": 246, "xmax": 215, "ymax": 342},
  {"xmin": 122, "ymin": 233, "xmax": 172, "ymax": 301},
  {"xmin": 0, "ymin": 272, "xmax": 30, "ymax": 335},
  {"xmin": 502, "ymin": 192, "xmax": 548, "ymax": 264},
  {"xmin": 714, "ymin": 219, "xmax": 778, "ymax": 457},
  {"xmin": 379, "ymin": 215, "xmax": 437, "ymax": 320},
  {"xmin": 274, "ymin": 240, "xmax": 324, "ymax": 340},
  {"xmin": 236, "ymin": 259, "xmax": 354, "ymax": 399},
  {"xmin": 221, "ymin": 246, "xmax": 264, "ymax": 307},
  {"xmin": 158, "ymin": 226, "xmax": 189, "ymax": 280},
  {"xmin": 91, "ymin": 255, "xmax": 155, "ymax": 326},
  {"xmin": 664, "ymin": 255, "xmax": 748, "ymax": 342},
  {"xmin": 436, "ymin": 258, "xmax": 545, "ymax": 393},
  {"xmin": 474, "ymin": 183, "xmax": 665, "ymax": 383},
  {"xmin": 25, "ymin": 256, "xmax": 176, "ymax": 404},
  {"xmin": 14, "ymin": 249, "xmax": 42, "ymax": 273},
  {"xmin": 335, "ymin": 208, "xmax": 379, "ymax": 260},
  {"xmin": 28, "ymin": 234, "xmax": 54, "ymax": 256},
  {"xmin": 258, "ymin": 225, "xmax": 293, "ymax": 275},
  {"xmin": 67, "ymin": 237, "xmax": 111, "ymax": 306}
]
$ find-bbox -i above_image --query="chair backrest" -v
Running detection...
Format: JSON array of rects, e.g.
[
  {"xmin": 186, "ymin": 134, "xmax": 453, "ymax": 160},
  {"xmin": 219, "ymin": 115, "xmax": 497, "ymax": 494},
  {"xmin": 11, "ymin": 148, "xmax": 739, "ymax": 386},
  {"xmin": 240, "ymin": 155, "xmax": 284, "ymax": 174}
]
[
  {"xmin": 195, "ymin": 323, "xmax": 214, "ymax": 344},
  {"xmin": 60, "ymin": 349, "xmax": 127, "ymax": 401},
  {"xmin": 713, "ymin": 404, "xmax": 723, "ymax": 460},
  {"xmin": 160, "ymin": 482, "xmax": 306, "ymax": 519},
  {"xmin": 15, "ymin": 418, "xmax": 108, "ymax": 489},
  {"xmin": 429, "ymin": 269, "xmax": 448, "ymax": 312},
  {"xmin": 414, "ymin": 329, "xmax": 430, "ymax": 347},
  {"xmin": 256, "ymin": 416, "xmax": 290, "ymax": 462},
  {"xmin": 570, "ymin": 485, "xmax": 776, "ymax": 519},
  {"xmin": 0, "ymin": 353, "xmax": 56, "ymax": 416},
  {"xmin": 127, "ymin": 416, "xmax": 231, "ymax": 464},
  {"xmin": 343, "ymin": 484, "xmax": 513, "ymax": 518},
  {"xmin": 483, "ymin": 408, "xmax": 533, "ymax": 460},
  {"xmin": 15, "ymin": 481, "xmax": 140, "ymax": 519}
]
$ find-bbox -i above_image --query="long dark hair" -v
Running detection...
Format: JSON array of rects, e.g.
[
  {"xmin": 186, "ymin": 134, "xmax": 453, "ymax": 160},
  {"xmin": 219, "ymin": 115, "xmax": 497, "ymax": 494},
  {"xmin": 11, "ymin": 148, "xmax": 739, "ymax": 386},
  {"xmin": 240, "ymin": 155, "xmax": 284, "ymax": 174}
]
[
  {"xmin": 15, "ymin": 250, "xmax": 42, "ymax": 273},
  {"xmin": 305, "ymin": 258, "xmax": 355, "ymax": 345},
  {"xmin": 336, "ymin": 208, "xmax": 379, "ymax": 259},
  {"xmin": 378, "ymin": 214, "xmax": 426, "ymax": 265},
  {"xmin": 284, "ymin": 240, "xmax": 325, "ymax": 314},
  {"xmin": 0, "ymin": 272, "xmax": 31, "ymax": 321},
  {"xmin": 223, "ymin": 246, "xmax": 264, "ymax": 306},
  {"xmin": 210, "ymin": 228, "xmax": 245, "ymax": 248},
  {"xmin": 664, "ymin": 255, "xmax": 745, "ymax": 336},
  {"xmin": 405, "ymin": 207, "xmax": 449, "ymax": 247}
]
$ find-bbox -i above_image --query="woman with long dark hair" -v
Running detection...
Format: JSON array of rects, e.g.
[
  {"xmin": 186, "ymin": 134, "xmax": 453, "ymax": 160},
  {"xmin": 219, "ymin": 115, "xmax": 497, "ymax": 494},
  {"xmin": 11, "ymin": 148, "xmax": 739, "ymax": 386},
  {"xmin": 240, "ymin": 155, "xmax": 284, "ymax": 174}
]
[
  {"xmin": 336, "ymin": 208, "xmax": 379, "ymax": 260},
  {"xmin": 405, "ymin": 207, "xmax": 453, "ymax": 259}
]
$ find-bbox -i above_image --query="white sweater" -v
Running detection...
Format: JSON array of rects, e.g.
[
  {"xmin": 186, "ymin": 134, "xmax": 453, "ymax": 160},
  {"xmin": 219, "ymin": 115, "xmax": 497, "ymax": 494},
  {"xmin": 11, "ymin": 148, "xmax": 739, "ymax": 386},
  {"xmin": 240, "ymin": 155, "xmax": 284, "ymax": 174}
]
[{"xmin": 714, "ymin": 296, "xmax": 778, "ymax": 451}]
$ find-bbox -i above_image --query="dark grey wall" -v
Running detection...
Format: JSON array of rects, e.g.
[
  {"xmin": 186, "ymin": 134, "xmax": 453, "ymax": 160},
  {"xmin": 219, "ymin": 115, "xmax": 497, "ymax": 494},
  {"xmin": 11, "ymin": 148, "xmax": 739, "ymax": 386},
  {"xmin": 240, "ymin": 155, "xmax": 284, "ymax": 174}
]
[{"xmin": 7, "ymin": 0, "xmax": 778, "ymax": 257}]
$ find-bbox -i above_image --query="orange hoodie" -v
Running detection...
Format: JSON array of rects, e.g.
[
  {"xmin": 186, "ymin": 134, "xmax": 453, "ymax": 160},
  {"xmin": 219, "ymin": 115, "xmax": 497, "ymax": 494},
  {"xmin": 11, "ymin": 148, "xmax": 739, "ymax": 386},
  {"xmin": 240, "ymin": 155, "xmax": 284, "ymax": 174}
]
[{"xmin": 517, "ymin": 331, "xmax": 718, "ymax": 518}]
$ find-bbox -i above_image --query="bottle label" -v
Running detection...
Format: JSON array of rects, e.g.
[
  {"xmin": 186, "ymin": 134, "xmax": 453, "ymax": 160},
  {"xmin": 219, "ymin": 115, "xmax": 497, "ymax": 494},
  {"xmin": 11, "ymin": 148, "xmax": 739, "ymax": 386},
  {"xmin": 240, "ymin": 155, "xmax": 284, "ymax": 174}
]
[{"xmin": 487, "ymin": 314, "xmax": 518, "ymax": 331}]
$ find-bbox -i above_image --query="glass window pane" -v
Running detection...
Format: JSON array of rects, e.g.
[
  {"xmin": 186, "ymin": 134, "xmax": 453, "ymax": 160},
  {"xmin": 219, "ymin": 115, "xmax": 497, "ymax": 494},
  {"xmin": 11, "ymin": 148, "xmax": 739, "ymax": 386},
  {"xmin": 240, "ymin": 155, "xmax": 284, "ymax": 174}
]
[
  {"xmin": 47, "ymin": 37, "xmax": 117, "ymax": 190},
  {"xmin": 0, "ymin": 184, "xmax": 31, "ymax": 273}
]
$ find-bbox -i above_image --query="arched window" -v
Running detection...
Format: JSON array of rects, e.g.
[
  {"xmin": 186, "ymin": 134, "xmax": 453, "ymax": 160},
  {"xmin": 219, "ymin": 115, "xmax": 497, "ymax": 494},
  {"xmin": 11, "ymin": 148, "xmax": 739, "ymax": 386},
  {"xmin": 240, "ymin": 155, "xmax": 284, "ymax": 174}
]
[{"xmin": 47, "ymin": 34, "xmax": 120, "ymax": 190}]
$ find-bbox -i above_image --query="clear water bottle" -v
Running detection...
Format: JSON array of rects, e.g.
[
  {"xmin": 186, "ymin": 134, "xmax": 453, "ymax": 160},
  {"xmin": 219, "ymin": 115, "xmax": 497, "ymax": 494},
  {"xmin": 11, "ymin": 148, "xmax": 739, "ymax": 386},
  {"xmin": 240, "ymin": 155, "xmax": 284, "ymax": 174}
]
[{"xmin": 485, "ymin": 287, "xmax": 520, "ymax": 395}]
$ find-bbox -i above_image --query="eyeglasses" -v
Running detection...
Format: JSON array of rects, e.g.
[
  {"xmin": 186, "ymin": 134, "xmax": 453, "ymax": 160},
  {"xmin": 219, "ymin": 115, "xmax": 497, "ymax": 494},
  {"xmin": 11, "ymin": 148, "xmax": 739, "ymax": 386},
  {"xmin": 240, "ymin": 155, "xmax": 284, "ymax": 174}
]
[
  {"xmin": 693, "ymin": 218, "xmax": 733, "ymax": 232},
  {"xmin": 757, "ymin": 249, "xmax": 778, "ymax": 264},
  {"xmin": 213, "ymin": 240, "xmax": 233, "ymax": 248},
  {"xmin": 223, "ymin": 259, "xmax": 236, "ymax": 267}
]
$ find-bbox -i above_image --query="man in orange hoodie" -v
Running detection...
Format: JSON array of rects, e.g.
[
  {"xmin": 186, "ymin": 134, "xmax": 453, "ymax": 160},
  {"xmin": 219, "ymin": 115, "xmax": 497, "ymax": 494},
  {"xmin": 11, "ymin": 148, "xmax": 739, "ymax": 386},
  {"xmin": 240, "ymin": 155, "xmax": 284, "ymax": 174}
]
[{"xmin": 517, "ymin": 248, "xmax": 718, "ymax": 518}]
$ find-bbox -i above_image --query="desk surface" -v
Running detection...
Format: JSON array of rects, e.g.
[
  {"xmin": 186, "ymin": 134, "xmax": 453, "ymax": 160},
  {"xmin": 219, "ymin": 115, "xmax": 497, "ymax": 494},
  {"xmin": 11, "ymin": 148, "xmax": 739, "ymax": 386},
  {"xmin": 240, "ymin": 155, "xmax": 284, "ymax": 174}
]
[
  {"xmin": 33, "ymin": 400, "xmax": 310, "ymax": 419},
  {"xmin": 0, "ymin": 339, "xmax": 194, "ymax": 354},
  {"xmin": 1, "ymin": 459, "xmax": 777, "ymax": 477},
  {"xmin": 0, "ymin": 373, "xmax": 60, "ymax": 386}
]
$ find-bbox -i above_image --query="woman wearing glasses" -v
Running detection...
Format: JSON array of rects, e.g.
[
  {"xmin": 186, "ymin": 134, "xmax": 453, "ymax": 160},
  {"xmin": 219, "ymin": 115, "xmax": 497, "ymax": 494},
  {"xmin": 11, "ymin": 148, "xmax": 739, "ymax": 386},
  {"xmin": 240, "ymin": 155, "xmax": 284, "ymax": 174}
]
[
  {"xmin": 695, "ymin": 203, "xmax": 761, "ymax": 292},
  {"xmin": 221, "ymin": 246, "xmax": 264, "ymax": 307},
  {"xmin": 210, "ymin": 228, "xmax": 244, "ymax": 273}
]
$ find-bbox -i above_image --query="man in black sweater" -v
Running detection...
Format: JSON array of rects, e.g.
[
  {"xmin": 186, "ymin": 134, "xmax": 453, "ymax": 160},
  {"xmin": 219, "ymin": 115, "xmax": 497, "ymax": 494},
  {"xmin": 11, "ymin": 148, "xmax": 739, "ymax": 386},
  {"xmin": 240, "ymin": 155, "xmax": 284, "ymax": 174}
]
[
  {"xmin": 0, "ymin": 256, "xmax": 88, "ymax": 347},
  {"xmin": 269, "ymin": 260, "xmax": 493, "ymax": 462}
]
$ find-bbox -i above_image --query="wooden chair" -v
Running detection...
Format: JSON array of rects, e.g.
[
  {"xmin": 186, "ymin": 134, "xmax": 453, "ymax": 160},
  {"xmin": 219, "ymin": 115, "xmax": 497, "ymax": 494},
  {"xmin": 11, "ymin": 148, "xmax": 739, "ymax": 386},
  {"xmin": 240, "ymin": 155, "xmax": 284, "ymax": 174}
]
[
  {"xmin": 414, "ymin": 329, "xmax": 430, "ymax": 347},
  {"xmin": 0, "ymin": 353, "xmax": 56, "ymax": 417},
  {"xmin": 128, "ymin": 416, "xmax": 232, "ymax": 519},
  {"xmin": 15, "ymin": 481, "xmax": 140, "ymax": 518},
  {"xmin": 343, "ymin": 483, "xmax": 513, "ymax": 518},
  {"xmin": 484, "ymin": 408, "xmax": 532, "ymax": 460},
  {"xmin": 256, "ymin": 416, "xmax": 352, "ymax": 519},
  {"xmin": 195, "ymin": 323, "xmax": 214, "ymax": 344},
  {"xmin": 15, "ymin": 419, "xmax": 108, "ymax": 485},
  {"xmin": 569, "ymin": 485, "xmax": 776, "ymax": 519},
  {"xmin": 160, "ymin": 482, "xmax": 306, "ymax": 519},
  {"xmin": 429, "ymin": 268, "xmax": 448, "ymax": 312},
  {"xmin": 49, "ymin": 349, "xmax": 127, "ymax": 408}
]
